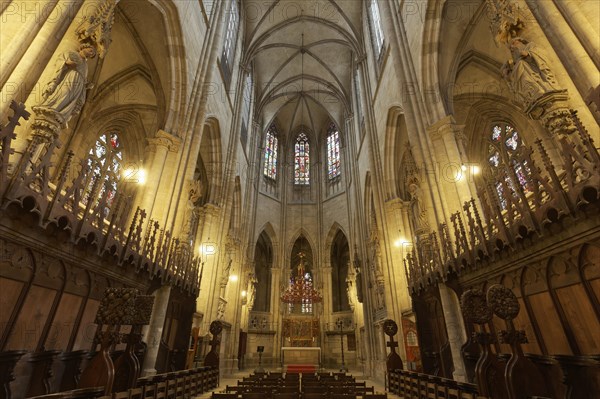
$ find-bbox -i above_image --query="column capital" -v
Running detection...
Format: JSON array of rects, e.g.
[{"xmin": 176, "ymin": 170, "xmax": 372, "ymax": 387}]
[
  {"xmin": 427, "ymin": 116, "xmax": 466, "ymax": 145},
  {"xmin": 147, "ymin": 130, "xmax": 181, "ymax": 153}
]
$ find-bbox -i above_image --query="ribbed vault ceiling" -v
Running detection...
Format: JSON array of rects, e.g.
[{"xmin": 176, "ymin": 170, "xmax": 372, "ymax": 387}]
[{"xmin": 243, "ymin": 0, "xmax": 362, "ymax": 138}]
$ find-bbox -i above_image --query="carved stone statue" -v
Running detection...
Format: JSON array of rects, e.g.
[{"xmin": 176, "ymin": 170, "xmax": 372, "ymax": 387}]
[
  {"xmin": 501, "ymin": 37, "xmax": 560, "ymax": 108},
  {"xmin": 220, "ymin": 258, "xmax": 233, "ymax": 288},
  {"xmin": 408, "ymin": 181, "xmax": 430, "ymax": 233},
  {"xmin": 33, "ymin": 44, "xmax": 97, "ymax": 129},
  {"xmin": 181, "ymin": 180, "xmax": 203, "ymax": 242},
  {"xmin": 247, "ymin": 273, "xmax": 257, "ymax": 310}
]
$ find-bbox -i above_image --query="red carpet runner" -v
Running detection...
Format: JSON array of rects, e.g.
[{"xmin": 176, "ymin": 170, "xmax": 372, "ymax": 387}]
[{"xmin": 285, "ymin": 364, "xmax": 317, "ymax": 373}]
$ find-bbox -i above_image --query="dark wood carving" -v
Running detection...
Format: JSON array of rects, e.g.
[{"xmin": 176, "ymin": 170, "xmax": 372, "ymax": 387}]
[
  {"xmin": 487, "ymin": 285, "xmax": 549, "ymax": 399},
  {"xmin": 382, "ymin": 319, "xmax": 403, "ymax": 372},
  {"xmin": 78, "ymin": 288, "xmax": 138, "ymax": 394},
  {"xmin": 25, "ymin": 350, "xmax": 62, "ymax": 397},
  {"xmin": 553, "ymin": 355, "xmax": 600, "ymax": 399},
  {"xmin": 461, "ymin": 289, "xmax": 508, "ymax": 399},
  {"xmin": 112, "ymin": 294, "xmax": 154, "ymax": 392},
  {"xmin": 0, "ymin": 350, "xmax": 27, "ymax": 399},
  {"xmin": 58, "ymin": 350, "xmax": 89, "ymax": 391},
  {"xmin": 203, "ymin": 321, "xmax": 223, "ymax": 370},
  {"xmin": 525, "ymin": 354, "xmax": 566, "ymax": 399}
]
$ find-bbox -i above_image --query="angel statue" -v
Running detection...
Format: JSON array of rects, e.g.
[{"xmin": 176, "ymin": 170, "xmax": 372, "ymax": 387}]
[{"xmin": 33, "ymin": 43, "xmax": 97, "ymax": 129}]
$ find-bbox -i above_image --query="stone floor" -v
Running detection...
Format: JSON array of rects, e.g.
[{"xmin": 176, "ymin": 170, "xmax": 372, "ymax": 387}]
[{"xmin": 195, "ymin": 367, "xmax": 401, "ymax": 399}]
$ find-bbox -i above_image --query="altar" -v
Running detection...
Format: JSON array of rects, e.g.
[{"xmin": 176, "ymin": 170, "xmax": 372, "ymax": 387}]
[{"xmin": 281, "ymin": 346, "xmax": 321, "ymax": 368}]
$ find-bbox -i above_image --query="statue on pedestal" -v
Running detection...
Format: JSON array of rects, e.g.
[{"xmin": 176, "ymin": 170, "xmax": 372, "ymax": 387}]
[
  {"xmin": 31, "ymin": 44, "xmax": 96, "ymax": 138},
  {"xmin": 408, "ymin": 179, "xmax": 430, "ymax": 233},
  {"xmin": 501, "ymin": 37, "xmax": 560, "ymax": 109}
]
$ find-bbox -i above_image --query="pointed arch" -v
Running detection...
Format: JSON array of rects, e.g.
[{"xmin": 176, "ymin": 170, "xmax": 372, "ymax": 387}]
[
  {"xmin": 141, "ymin": 0, "xmax": 188, "ymax": 132},
  {"xmin": 383, "ymin": 106, "xmax": 410, "ymax": 200},
  {"xmin": 253, "ymin": 230, "xmax": 273, "ymax": 312},
  {"xmin": 288, "ymin": 230, "xmax": 316, "ymax": 272},
  {"xmin": 200, "ymin": 117, "xmax": 223, "ymax": 204},
  {"xmin": 324, "ymin": 222, "xmax": 348, "ymax": 253},
  {"xmin": 228, "ymin": 177, "xmax": 242, "ymax": 238},
  {"xmin": 331, "ymin": 229, "xmax": 351, "ymax": 312}
]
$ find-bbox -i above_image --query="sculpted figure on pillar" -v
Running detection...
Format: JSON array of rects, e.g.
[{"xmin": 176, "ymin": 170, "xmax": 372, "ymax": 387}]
[
  {"xmin": 182, "ymin": 179, "xmax": 203, "ymax": 244},
  {"xmin": 408, "ymin": 177, "xmax": 430, "ymax": 234},
  {"xmin": 247, "ymin": 273, "xmax": 257, "ymax": 310},
  {"xmin": 31, "ymin": 0, "xmax": 120, "ymax": 140},
  {"xmin": 32, "ymin": 44, "xmax": 97, "ymax": 135},
  {"xmin": 501, "ymin": 37, "xmax": 561, "ymax": 108}
]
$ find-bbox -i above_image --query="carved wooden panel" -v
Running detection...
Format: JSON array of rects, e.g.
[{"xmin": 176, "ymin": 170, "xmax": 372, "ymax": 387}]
[
  {"xmin": 555, "ymin": 285, "xmax": 600, "ymax": 353},
  {"xmin": 73, "ymin": 299, "xmax": 100, "ymax": 351},
  {"xmin": 513, "ymin": 297, "xmax": 541, "ymax": 354},
  {"xmin": 6, "ymin": 285, "xmax": 56, "ymax": 351},
  {"xmin": 45, "ymin": 293, "xmax": 82, "ymax": 351},
  {"xmin": 491, "ymin": 315, "xmax": 511, "ymax": 354},
  {"xmin": 590, "ymin": 279, "xmax": 600, "ymax": 306},
  {"xmin": 0, "ymin": 278, "xmax": 23, "ymax": 334},
  {"xmin": 527, "ymin": 292, "xmax": 572, "ymax": 354}
]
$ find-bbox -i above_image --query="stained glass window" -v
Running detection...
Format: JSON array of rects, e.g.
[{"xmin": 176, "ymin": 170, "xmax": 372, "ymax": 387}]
[
  {"xmin": 84, "ymin": 132, "xmax": 123, "ymax": 212},
  {"xmin": 263, "ymin": 125, "xmax": 278, "ymax": 180},
  {"xmin": 488, "ymin": 123, "xmax": 530, "ymax": 209},
  {"xmin": 368, "ymin": 0, "xmax": 385, "ymax": 59},
  {"xmin": 286, "ymin": 272, "xmax": 314, "ymax": 314},
  {"xmin": 327, "ymin": 123, "xmax": 341, "ymax": 179},
  {"xmin": 294, "ymin": 133, "xmax": 310, "ymax": 185}
]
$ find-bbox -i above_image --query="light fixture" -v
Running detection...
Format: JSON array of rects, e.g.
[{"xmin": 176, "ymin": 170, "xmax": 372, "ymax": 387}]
[
  {"xmin": 241, "ymin": 290, "xmax": 247, "ymax": 297},
  {"xmin": 280, "ymin": 251, "xmax": 323, "ymax": 304},
  {"xmin": 229, "ymin": 274, "xmax": 238, "ymax": 282},
  {"xmin": 394, "ymin": 238, "xmax": 409, "ymax": 248},
  {"xmin": 279, "ymin": 32, "xmax": 322, "ymax": 307}
]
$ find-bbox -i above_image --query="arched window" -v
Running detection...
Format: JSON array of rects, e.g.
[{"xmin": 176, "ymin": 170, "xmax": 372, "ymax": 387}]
[
  {"xmin": 368, "ymin": 0, "xmax": 385, "ymax": 59},
  {"xmin": 263, "ymin": 125, "xmax": 278, "ymax": 180},
  {"xmin": 221, "ymin": 0, "xmax": 239, "ymax": 85},
  {"xmin": 487, "ymin": 123, "xmax": 530, "ymax": 209},
  {"xmin": 327, "ymin": 123, "xmax": 341, "ymax": 179},
  {"xmin": 294, "ymin": 133, "xmax": 310, "ymax": 185},
  {"xmin": 84, "ymin": 132, "xmax": 123, "ymax": 210},
  {"xmin": 240, "ymin": 71, "xmax": 253, "ymax": 149}
]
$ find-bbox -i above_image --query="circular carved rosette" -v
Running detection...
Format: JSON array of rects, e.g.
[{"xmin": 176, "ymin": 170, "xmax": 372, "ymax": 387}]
[
  {"xmin": 209, "ymin": 320, "xmax": 223, "ymax": 336},
  {"xmin": 461, "ymin": 289, "xmax": 493, "ymax": 325},
  {"xmin": 383, "ymin": 319, "xmax": 398, "ymax": 337},
  {"xmin": 487, "ymin": 284, "xmax": 520, "ymax": 321}
]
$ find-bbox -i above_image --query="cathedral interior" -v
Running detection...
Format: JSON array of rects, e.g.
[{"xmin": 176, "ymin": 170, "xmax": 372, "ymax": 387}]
[{"xmin": 0, "ymin": 0, "xmax": 599, "ymax": 398}]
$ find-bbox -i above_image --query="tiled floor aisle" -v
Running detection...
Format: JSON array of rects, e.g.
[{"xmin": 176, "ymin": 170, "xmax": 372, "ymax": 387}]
[{"xmin": 194, "ymin": 368, "xmax": 401, "ymax": 399}]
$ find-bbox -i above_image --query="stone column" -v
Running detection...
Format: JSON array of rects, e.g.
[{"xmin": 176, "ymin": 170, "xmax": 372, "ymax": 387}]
[
  {"xmin": 270, "ymin": 265, "xmax": 282, "ymax": 365},
  {"xmin": 195, "ymin": 204, "xmax": 223, "ymax": 332},
  {"xmin": 141, "ymin": 285, "xmax": 171, "ymax": 377},
  {"xmin": 321, "ymin": 262, "xmax": 332, "ymax": 319},
  {"xmin": 3, "ymin": 0, "xmax": 119, "ymax": 125},
  {"xmin": 0, "ymin": 0, "xmax": 84, "ymax": 119},
  {"xmin": 138, "ymin": 130, "xmax": 180, "ymax": 221},
  {"xmin": 428, "ymin": 116, "xmax": 476, "ymax": 214},
  {"xmin": 438, "ymin": 283, "xmax": 468, "ymax": 382},
  {"xmin": 552, "ymin": 0, "xmax": 600, "ymax": 68},
  {"xmin": 0, "ymin": 0, "xmax": 60, "ymax": 88},
  {"xmin": 524, "ymin": 0, "xmax": 599, "ymax": 109}
]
